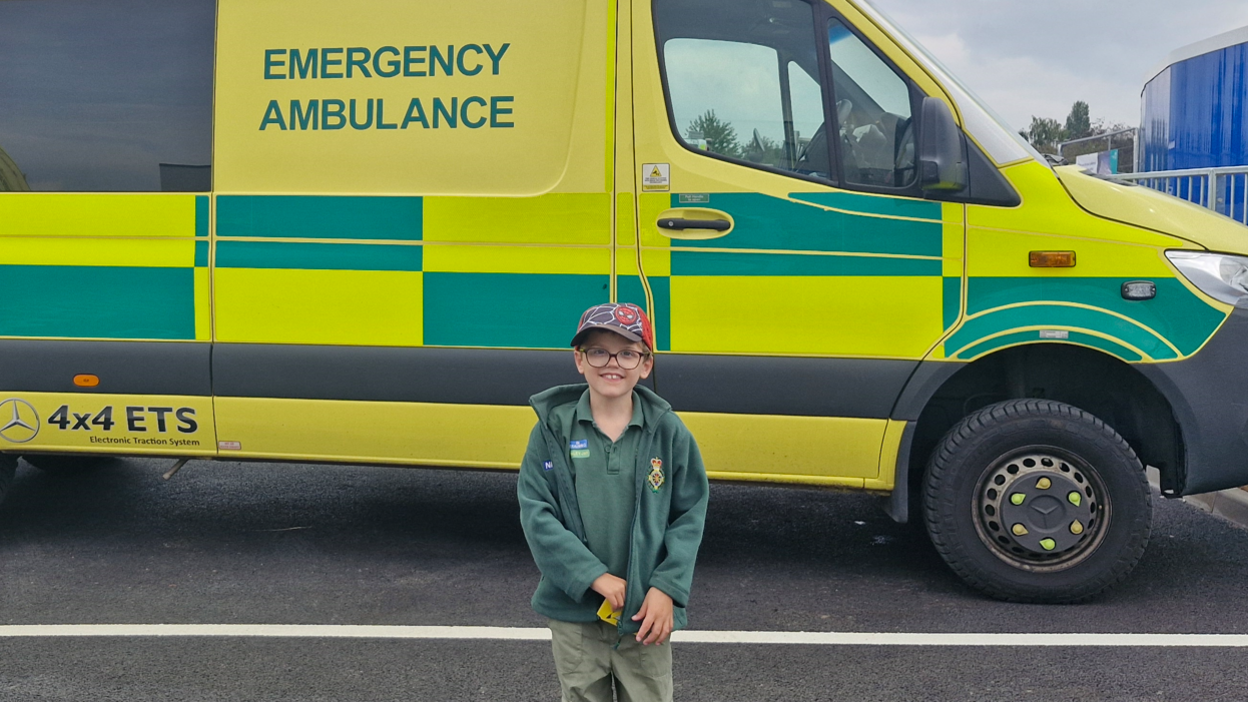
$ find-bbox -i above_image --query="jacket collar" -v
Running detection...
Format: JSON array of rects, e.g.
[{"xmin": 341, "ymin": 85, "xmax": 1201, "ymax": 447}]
[{"xmin": 530, "ymin": 383, "xmax": 671, "ymax": 428}]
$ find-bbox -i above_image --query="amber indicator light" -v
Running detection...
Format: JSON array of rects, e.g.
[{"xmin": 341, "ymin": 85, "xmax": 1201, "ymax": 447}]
[
  {"xmin": 1029, "ymin": 251, "xmax": 1076, "ymax": 268},
  {"xmin": 73, "ymin": 374, "xmax": 100, "ymax": 388}
]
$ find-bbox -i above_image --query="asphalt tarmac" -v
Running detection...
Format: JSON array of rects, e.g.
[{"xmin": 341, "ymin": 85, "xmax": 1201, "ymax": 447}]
[{"xmin": 2, "ymin": 457, "xmax": 1247, "ymax": 701}]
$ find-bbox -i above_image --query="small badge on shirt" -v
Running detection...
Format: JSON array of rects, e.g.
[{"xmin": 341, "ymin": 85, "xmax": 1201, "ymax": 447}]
[
  {"xmin": 570, "ymin": 439, "xmax": 590, "ymax": 459},
  {"xmin": 647, "ymin": 457, "xmax": 665, "ymax": 492},
  {"xmin": 542, "ymin": 461, "xmax": 553, "ymax": 471}
]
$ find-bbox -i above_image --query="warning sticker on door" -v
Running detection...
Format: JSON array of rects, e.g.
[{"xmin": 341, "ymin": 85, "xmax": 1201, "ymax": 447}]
[{"xmin": 642, "ymin": 163, "xmax": 670, "ymax": 192}]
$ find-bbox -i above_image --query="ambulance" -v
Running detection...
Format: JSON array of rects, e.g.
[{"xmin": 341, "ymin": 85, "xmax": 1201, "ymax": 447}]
[{"xmin": 2, "ymin": 0, "xmax": 1247, "ymax": 603}]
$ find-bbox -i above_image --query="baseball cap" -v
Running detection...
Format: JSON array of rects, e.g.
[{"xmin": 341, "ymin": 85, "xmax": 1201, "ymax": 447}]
[{"xmin": 570, "ymin": 302, "xmax": 655, "ymax": 351}]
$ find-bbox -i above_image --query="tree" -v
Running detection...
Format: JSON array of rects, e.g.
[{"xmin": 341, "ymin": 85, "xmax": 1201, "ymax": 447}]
[
  {"xmin": 0, "ymin": 144, "xmax": 30, "ymax": 192},
  {"xmin": 1021, "ymin": 116, "xmax": 1066, "ymax": 154},
  {"xmin": 1065, "ymin": 101, "xmax": 1092, "ymax": 141},
  {"xmin": 1020, "ymin": 101, "xmax": 1137, "ymax": 172},
  {"xmin": 744, "ymin": 132, "xmax": 787, "ymax": 168},
  {"xmin": 687, "ymin": 110, "xmax": 741, "ymax": 158},
  {"xmin": 1060, "ymin": 118, "xmax": 1136, "ymax": 172}
]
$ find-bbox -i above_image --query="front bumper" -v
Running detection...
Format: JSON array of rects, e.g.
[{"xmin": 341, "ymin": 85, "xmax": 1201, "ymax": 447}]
[{"xmin": 1138, "ymin": 301, "xmax": 1248, "ymax": 496}]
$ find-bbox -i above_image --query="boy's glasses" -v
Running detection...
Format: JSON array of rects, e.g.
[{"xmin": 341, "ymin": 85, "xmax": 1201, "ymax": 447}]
[{"xmin": 579, "ymin": 347, "xmax": 649, "ymax": 370}]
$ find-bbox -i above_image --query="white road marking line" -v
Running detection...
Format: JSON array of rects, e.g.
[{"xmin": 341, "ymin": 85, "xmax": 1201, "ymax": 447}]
[{"xmin": 0, "ymin": 625, "xmax": 1247, "ymax": 647}]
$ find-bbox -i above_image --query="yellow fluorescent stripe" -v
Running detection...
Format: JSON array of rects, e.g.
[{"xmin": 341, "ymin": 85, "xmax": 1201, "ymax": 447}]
[
  {"xmin": 670, "ymin": 276, "xmax": 943, "ymax": 357},
  {"xmin": 946, "ymin": 326, "xmax": 1153, "ymax": 361},
  {"xmin": 638, "ymin": 193, "xmax": 674, "ymax": 247},
  {"xmin": 677, "ymin": 412, "xmax": 886, "ymax": 480},
  {"xmin": 960, "ymin": 301, "xmax": 1182, "ymax": 356},
  {"xmin": 213, "ymin": 400, "xmax": 891, "ymax": 483},
  {"xmin": 0, "ymin": 236, "xmax": 195, "ymax": 268},
  {"xmin": 943, "ymin": 202, "xmax": 965, "ymax": 277},
  {"xmin": 875, "ymin": 420, "xmax": 908, "ymax": 490},
  {"xmin": 214, "ymin": 269, "xmax": 422, "ymax": 346},
  {"xmin": 214, "ymin": 398, "xmax": 535, "ymax": 467},
  {"xmin": 616, "ymin": 247, "xmax": 671, "ymax": 277},
  {"xmin": 974, "ymin": 162, "xmax": 1185, "ymax": 247},
  {"xmin": 705, "ymin": 472, "xmax": 866, "ymax": 489},
  {"xmin": 616, "ymin": 192, "xmax": 636, "ymax": 247},
  {"xmin": 423, "ymin": 193, "xmax": 612, "ymax": 245},
  {"xmin": 0, "ymin": 194, "xmax": 196, "ymax": 238},
  {"xmin": 605, "ymin": 0, "xmax": 617, "ymax": 194},
  {"xmin": 422, "ymin": 244, "xmax": 611, "ymax": 275},
  {"xmin": 216, "ymin": 237, "xmax": 425, "ymax": 246},
  {"xmin": 967, "ymin": 228, "xmax": 1158, "ymax": 246},
  {"xmin": 0, "ymin": 392, "xmax": 216, "ymax": 455},
  {"xmin": 968, "ymin": 229, "xmax": 1176, "ymax": 278}
]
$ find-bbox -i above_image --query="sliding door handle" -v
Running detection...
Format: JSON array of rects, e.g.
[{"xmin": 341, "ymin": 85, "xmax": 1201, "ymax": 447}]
[
  {"xmin": 654, "ymin": 208, "xmax": 734, "ymax": 240},
  {"xmin": 658, "ymin": 217, "xmax": 728, "ymax": 231}
]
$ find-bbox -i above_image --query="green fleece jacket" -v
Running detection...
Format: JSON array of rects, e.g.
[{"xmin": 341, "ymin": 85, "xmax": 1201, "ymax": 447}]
[{"xmin": 517, "ymin": 384, "xmax": 709, "ymax": 634}]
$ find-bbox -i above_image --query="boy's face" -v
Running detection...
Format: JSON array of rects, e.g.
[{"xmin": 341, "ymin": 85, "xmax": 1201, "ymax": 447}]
[{"xmin": 573, "ymin": 329, "xmax": 653, "ymax": 401}]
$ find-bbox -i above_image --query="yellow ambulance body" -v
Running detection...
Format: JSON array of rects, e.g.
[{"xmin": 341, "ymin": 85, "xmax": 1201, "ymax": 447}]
[{"xmin": 2, "ymin": 0, "xmax": 1247, "ymax": 602}]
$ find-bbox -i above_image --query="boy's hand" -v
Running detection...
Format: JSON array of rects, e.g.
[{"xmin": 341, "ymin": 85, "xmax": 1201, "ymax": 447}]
[
  {"xmin": 632, "ymin": 587, "xmax": 674, "ymax": 645},
  {"xmin": 590, "ymin": 573, "xmax": 627, "ymax": 611}
]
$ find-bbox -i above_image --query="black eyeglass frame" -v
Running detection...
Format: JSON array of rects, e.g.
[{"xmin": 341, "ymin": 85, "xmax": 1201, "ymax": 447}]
[{"xmin": 577, "ymin": 346, "xmax": 652, "ymax": 370}]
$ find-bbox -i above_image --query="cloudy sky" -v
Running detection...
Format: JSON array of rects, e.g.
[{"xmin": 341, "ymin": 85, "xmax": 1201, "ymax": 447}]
[{"xmin": 868, "ymin": 0, "xmax": 1248, "ymax": 133}]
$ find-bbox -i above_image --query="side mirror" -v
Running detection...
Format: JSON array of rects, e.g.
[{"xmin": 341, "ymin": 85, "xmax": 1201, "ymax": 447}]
[{"xmin": 919, "ymin": 97, "xmax": 968, "ymax": 192}]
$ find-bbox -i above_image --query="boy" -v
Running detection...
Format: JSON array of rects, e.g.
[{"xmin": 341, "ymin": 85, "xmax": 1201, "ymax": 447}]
[{"xmin": 518, "ymin": 302, "xmax": 710, "ymax": 702}]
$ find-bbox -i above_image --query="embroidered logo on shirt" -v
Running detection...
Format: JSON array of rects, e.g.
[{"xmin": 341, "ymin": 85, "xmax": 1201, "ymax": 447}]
[
  {"xmin": 570, "ymin": 439, "xmax": 590, "ymax": 459},
  {"xmin": 647, "ymin": 457, "xmax": 665, "ymax": 492},
  {"xmin": 542, "ymin": 461, "xmax": 553, "ymax": 471}
]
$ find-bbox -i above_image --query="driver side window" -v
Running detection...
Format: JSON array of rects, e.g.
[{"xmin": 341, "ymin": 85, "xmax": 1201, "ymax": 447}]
[
  {"xmin": 827, "ymin": 19, "xmax": 917, "ymax": 188},
  {"xmin": 656, "ymin": 0, "xmax": 826, "ymax": 178}
]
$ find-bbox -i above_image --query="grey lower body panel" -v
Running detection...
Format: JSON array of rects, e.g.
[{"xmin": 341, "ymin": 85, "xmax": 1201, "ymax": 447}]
[
  {"xmin": 0, "ymin": 340, "xmax": 211, "ymax": 396},
  {"xmin": 655, "ymin": 355, "xmax": 916, "ymax": 418},
  {"xmin": 213, "ymin": 344, "xmax": 916, "ymax": 417},
  {"xmin": 1137, "ymin": 302, "xmax": 1248, "ymax": 496},
  {"xmin": 0, "ymin": 339, "xmax": 922, "ymax": 419}
]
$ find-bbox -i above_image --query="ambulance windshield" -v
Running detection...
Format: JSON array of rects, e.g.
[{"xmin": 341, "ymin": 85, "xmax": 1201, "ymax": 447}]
[{"xmin": 852, "ymin": 0, "xmax": 1045, "ymax": 167}]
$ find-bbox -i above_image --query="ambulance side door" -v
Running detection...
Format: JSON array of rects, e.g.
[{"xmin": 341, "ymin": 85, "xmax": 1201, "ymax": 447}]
[{"xmin": 631, "ymin": 0, "xmax": 964, "ymax": 483}]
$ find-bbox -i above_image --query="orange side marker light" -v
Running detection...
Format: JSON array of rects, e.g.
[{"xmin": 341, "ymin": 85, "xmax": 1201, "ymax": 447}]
[
  {"xmin": 1029, "ymin": 251, "xmax": 1076, "ymax": 268},
  {"xmin": 73, "ymin": 374, "xmax": 100, "ymax": 388}
]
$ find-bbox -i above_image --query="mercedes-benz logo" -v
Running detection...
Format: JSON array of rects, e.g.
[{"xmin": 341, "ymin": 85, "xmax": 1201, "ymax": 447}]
[
  {"xmin": 0, "ymin": 398, "xmax": 39, "ymax": 443},
  {"xmin": 1029, "ymin": 496, "xmax": 1064, "ymax": 529}
]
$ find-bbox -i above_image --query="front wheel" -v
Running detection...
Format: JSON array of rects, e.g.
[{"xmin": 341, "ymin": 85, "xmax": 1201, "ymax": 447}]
[{"xmin": 923, "ymin": 399, "xmax": 1152, "ymax": 603}]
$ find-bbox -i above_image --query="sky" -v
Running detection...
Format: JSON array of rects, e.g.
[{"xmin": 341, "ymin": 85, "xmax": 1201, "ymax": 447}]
[{"xmin": 868, "ymin": 0, "xmax": 1248, "ymax": 133}]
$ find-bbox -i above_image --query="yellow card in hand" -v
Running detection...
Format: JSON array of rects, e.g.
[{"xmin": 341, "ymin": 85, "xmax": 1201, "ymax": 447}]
[{"xmin": 597, "ymin": 599, "xmax": 622, "ymax": 626}]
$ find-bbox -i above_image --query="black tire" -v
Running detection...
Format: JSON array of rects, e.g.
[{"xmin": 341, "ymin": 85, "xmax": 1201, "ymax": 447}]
[
  {"xmin": 922, "ymin": 399, "xmax": 1152, "ymax": 603},
  {"xmin": 22, "ymin": 453, "xmax": 113, "ymax": 474}
]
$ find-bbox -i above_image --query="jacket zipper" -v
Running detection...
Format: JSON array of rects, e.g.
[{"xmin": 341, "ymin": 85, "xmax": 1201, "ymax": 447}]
[{"xmin": 619, "ymin": 419, "xmax": 663, "ymax": 639}]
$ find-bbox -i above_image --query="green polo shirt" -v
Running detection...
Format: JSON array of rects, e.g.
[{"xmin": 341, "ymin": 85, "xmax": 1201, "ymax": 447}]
[{"xmin": 568, "ymin": 389, "xmax": 645, "ymax": 579}]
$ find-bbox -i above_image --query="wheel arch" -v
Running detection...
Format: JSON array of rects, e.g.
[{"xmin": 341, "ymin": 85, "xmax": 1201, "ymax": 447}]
[{"xmin": 885, "ymin": 343, "xmax": 1182, "ymax": 523}]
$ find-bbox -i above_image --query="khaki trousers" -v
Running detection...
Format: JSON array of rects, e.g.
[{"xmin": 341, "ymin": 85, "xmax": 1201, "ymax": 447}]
[{"xmin": 548, "ymin": 619, "xmax": 673, "ymax": 702}]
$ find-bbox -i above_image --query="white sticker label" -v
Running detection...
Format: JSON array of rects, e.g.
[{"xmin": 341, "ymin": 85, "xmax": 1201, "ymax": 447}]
[
  {"xmin": 1039, "ymin": 330, "xmax": 1070, "ymax": 340},
  {"xmin": 642, "ymin": 163, "xmax": 670, "ymax": 192},
  {"xmin": 218, "ymin": 441, "xmax": 242, "ymax": 450}
]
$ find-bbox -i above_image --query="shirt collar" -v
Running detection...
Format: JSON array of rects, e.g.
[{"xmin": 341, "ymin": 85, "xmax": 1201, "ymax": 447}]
[{"xmin": 573, "ymin": 388, "xmax": 645, "ymax": 429}]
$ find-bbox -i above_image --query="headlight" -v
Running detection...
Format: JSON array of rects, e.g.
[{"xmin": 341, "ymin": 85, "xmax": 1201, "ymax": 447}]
[{"xmin": 1166, "ymin": 251, "xmax": 1248, "ymax": 305}]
